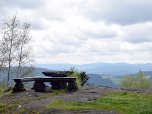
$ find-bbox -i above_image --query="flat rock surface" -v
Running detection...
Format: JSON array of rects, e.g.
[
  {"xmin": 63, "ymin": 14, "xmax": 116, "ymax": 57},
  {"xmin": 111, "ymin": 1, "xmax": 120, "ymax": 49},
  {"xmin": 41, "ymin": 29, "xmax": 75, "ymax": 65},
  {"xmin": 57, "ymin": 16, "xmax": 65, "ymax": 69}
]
[{"xmin": 0, "ymin": 85, "xmax": 152, "ymax": 114}]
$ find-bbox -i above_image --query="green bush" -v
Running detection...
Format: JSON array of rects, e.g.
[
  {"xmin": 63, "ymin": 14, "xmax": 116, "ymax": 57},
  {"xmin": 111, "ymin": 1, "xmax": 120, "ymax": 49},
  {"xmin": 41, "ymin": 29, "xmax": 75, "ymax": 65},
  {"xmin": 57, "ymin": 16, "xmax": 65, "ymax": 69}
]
[
  {"xmin": 120, "ymin": 70, "xmax": 152, "ymax": 89},
  {"xmin": 67, "ymin": 67, "xmax": 90, "ymax": 86}
]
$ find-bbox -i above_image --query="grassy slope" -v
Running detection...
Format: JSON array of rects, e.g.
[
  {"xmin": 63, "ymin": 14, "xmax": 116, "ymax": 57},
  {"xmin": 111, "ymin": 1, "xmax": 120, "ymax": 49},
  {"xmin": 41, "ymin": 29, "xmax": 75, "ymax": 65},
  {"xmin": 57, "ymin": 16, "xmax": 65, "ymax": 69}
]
[
  {"xmin": 0, "ymin": 88, "xmax": 152, "ymax": 114},
  {"xmin": 46, "ymin": 91, "xmax": 152, "ymax": 114}
]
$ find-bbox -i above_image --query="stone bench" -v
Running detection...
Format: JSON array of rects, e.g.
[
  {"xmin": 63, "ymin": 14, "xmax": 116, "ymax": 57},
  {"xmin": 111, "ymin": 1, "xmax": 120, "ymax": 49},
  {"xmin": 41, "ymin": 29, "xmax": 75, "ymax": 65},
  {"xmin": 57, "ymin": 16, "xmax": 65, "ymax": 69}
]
[{"xmin": 12, "ymin": 77, "xmax": 78, "ymax": 93}]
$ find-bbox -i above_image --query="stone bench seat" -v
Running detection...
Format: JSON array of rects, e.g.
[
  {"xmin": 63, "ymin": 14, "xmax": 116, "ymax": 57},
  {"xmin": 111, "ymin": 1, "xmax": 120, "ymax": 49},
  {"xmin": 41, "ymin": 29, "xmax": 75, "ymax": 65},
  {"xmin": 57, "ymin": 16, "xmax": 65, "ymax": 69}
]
[
  {"xmin": 13, "ymin": 77, "xmax": 76, "ymax": 83},
  {"xmin": 13, "ymin": 77, "xmax": 43, "ymax": 82},
  {"xmin": 12, "ymin": 77, "xmax": 78, "ymax": 93}
]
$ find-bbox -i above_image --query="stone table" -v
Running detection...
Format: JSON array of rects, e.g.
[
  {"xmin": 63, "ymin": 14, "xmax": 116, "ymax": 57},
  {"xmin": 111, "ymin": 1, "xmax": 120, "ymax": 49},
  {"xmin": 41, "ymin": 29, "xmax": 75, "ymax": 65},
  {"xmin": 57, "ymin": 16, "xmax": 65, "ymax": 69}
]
[{"xmin": 42, "ymin": 71, "xmax": 76, "ymax": 90}]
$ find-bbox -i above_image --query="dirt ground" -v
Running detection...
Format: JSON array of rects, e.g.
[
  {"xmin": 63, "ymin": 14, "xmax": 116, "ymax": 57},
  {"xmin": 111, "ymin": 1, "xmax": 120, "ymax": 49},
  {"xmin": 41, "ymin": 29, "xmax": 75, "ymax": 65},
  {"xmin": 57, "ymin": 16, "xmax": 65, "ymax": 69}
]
[{"xmin": 1, "ymin": 85, "xmax": 152, "ymax": 114}]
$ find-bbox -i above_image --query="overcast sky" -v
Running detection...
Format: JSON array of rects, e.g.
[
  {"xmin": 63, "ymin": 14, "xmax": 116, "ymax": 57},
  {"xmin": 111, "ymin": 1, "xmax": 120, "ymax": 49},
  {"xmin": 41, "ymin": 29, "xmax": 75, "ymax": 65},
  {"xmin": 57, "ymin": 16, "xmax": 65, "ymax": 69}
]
[{"xmin": 1, "ymin": 0, "xmax": 152, "ymax": 65}]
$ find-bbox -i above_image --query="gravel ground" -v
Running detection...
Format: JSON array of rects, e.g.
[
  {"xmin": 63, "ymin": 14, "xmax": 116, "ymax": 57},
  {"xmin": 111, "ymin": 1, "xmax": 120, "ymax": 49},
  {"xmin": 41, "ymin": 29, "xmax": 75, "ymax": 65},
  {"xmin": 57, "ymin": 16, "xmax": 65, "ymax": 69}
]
[{"xmin": 1, "ymin": 85, "xmax": 152, "ymax": 114}]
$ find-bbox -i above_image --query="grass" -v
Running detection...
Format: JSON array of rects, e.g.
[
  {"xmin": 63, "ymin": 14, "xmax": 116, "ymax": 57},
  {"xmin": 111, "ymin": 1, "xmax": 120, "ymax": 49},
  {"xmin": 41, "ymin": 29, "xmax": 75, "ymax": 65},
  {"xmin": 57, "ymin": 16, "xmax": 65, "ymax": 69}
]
[
  {"xmin": 0, "ymin": 92, "xmax": 11, "ymax": 98},
  {"xmin": 101, "ymin": 76, "xmax": 122, "ymax": 84},
  {"xmin": 11, "ymin": 89, "xmax": 68, "ymax": 104},
  {"xmin": 0, "ymin": 89, "xmax": 68, "ymax": 114},
  {"xmin": 0, "ymin": 103, "xmax": 17, "ymax": 114},
  {"xmin": 1, "ymin": 86, "xmax": 152, "ymax": 114},
  {"xmin": 46, "ymin": 91, "xmax": 152, "ymax": 114},
  {"xmin": 0, "ymin": 86, "xmax": 7, "ymax": 92}
]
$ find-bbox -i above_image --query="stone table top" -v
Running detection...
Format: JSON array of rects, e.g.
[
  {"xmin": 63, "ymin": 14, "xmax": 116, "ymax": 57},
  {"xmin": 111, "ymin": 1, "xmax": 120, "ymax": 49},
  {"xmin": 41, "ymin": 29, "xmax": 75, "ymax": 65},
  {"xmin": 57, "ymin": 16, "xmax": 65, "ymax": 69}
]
[{"xmin": 42, "ymin": 70, "xmax": 74, "ymax": 77}]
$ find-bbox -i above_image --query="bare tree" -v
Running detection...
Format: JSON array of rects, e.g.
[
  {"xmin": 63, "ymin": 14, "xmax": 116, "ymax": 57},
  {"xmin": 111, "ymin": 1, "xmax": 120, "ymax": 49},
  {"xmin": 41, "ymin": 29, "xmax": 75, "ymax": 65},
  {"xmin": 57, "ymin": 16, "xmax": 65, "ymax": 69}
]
[
  {"xmin": 0, "ymin": 13, "xmax": 35, "ymax": 87},
  {"xmin": 0, "ymin": 56, "xmax": 4, "ymax": 72},
  {"xmin": 15, "ymin": 22, "xmax": 35, "ymax": 78},
  {"xmin": 0, "ymin": 14, "xmax": 20, "ymax": 87}
]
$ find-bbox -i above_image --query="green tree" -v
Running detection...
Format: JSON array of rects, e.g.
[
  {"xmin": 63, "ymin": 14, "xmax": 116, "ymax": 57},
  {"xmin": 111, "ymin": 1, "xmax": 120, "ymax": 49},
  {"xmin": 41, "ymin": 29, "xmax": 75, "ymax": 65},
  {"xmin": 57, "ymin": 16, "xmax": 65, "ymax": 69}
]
[
  {"xmin": 120, "ymin": 70, "xmax": 152, "ymax": 89},
  {"xmin": 120, "ymin": 74, "xmax": 136, "ymax": 88},
  {"xmin": 67, "ymin": 67, "xmax": 90, "ymax": 86},
  {"xmin": 133, "ymin": 70, "xmax": 151, "ymax": 89},
  {"xmin": 68, "ymin": 67, "xmax": 82, "ymax": 86},
  {"xmin": 78, "ymin": 71, "xmax": 90, "ymax": 86}
]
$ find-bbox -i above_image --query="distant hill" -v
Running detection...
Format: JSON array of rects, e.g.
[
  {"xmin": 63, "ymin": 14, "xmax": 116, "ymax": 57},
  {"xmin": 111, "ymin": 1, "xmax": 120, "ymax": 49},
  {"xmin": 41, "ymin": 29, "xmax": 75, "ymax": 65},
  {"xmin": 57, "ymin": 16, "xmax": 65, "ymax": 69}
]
[
  {"xmin": 0, "ymin": 67, "xmax": 120, "ymax": 88},
  {"xmin": 0, "ymin": 68, "xmax": 51, "ymax": 86},
  {"xmin": 1, "ymin": 67, "xmax": 151, "ymax": 88},
  {"xmin": 142, "ymin": 71, "xmax": 152, "ymax": 76},
  {"xmin": 86, "ymin": 73, "xmax": 120, "ymax": 88},
  {"xmin": 149, "ymin": 77, "xmax": 152, "ymax": 81},
  {"xmin": 35, "ymin": 62, "xmax": 152, "ymax": 76},
  {"xmin": 33, "ymin": 68, "xmax": 51, "ymax": 76}
]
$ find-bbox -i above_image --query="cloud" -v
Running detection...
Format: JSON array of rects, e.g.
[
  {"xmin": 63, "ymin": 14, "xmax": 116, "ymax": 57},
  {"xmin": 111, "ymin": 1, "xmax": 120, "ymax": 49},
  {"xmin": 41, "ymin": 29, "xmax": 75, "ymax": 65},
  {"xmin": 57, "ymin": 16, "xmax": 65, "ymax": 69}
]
[
  {"xmin": 0, "ymin": 0, "xmax": 45, "ymax": 9},
  {"xmin": 0, "ymin": 0, "xmax": 152, "ymax": 64},
  {"xmin": 121, "ymin": 22, "xmax": 152, "ymax": 43},
  {"xmin": 84, "ymin": 0, "xmax": 152, "ymax": 25},
  {"xmin": 75, "ymin": 21, "xmax": 118, "ymax": 39}
]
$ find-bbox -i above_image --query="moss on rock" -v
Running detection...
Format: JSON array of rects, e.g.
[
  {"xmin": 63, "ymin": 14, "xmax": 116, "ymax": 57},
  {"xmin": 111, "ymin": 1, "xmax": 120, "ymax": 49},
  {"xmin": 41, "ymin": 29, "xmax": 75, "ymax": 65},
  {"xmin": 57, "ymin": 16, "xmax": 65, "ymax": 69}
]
[
  {"xmin": 12, "ymin": 82, "xmax": 26, "ymax": 93},
  {"xmin": 66, "ymin": 82, "xmax": 78, "ymax": 92},
  {"xmin": 34, "ymin": 82, "xmax": 46, "ymax": 92}
]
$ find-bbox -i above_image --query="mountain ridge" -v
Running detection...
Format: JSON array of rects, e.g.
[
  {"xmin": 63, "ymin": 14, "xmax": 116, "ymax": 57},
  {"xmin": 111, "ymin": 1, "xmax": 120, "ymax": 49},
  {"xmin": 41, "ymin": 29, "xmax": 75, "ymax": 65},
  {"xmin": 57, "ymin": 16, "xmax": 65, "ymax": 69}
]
[{"xmin": 35, "ymin": 62, "xmax": 152, "ymax": 76}]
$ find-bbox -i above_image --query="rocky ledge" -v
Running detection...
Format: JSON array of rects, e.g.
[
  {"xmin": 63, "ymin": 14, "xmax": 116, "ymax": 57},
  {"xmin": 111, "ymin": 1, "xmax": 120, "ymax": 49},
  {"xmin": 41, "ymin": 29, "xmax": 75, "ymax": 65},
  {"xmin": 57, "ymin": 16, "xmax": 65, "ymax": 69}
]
[{"xmin": 0, "ymin": 85, "xmax": 152, "ymax": 114}]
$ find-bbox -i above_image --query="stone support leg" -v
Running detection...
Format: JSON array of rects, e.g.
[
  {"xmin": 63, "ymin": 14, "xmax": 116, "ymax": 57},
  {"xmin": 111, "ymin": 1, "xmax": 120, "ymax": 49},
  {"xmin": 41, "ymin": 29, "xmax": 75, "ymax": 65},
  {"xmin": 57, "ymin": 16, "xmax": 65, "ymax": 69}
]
[
  {"xmin": 33, "ymin": 82, "xmax": 46, "ymax": 92},
  {"xmin": 51, "ymin": 82, "xmax": 67, "ymax": 90},
  {"xmin": 12, "ymin": 82, "xmax": 26, "ymax": 93},
  {"xmin": 67, "ymin": 81, "xmax": 78, "ymax": 92}
]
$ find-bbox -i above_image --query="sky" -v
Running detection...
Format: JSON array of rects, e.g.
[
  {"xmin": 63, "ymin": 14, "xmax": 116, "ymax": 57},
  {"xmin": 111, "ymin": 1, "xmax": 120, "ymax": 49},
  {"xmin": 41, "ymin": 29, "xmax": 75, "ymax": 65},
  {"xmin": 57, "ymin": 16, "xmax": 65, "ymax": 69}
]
[{"xmin": 0, "ymin": 0, "xmax": 152, "ymax": 65}]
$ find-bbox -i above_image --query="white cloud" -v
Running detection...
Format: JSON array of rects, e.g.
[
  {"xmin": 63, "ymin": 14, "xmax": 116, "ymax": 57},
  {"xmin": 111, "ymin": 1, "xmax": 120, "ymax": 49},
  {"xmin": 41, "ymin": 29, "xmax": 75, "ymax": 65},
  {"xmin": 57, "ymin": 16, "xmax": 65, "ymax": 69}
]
[
  {"xmin": 121, "ymin": 22, "xmax": 152, "ymax": 43},
  {"xmin": 0, "ymin": 0, "xmax": 45, "ymax": 9},
  {"xmin": 85, "ymin": 0, "xmax": 152, "ymax": 25},
  {"xmin": 0, "ymin": 0, "xmax": 152, "ymax": 64}
]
